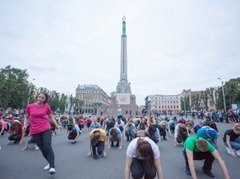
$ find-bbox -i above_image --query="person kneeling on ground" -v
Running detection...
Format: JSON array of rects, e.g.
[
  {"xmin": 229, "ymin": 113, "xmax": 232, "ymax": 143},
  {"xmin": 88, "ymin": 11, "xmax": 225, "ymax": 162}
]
[
  {"xmin": 197, "ymin": 126, "xmax": 218, "ymax": 148},
  {"xmin": 125, "ymin": 137, "xmax": 163, "ymax": 179},
  {"xmin": 8, "ymin": 120, "xmax": 24, "ymax": 144},
  {"xmin": 183, "ymin": 136, "xmax": 230, "ymax": 178},
  {"xmin": 108, "ymin": 127, "xmax": 122, "ymax": 149},
  {"xmin": 87, "ymin": 128, "xmax": 106, "ymax": 159},
  {"xmin": 67, "ymin": 121, "xmax": 81, "ymax": 144},
  {"xmin": 223, "ymin": 123, "xmax": 240, "ymax": 157}
]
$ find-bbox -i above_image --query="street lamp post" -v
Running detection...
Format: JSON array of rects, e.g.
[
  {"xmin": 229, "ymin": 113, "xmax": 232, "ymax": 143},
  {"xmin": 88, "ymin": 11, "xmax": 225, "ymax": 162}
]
[{"xmin": 218, "ymin": 77, "xmax": 227, "ymax": 113}]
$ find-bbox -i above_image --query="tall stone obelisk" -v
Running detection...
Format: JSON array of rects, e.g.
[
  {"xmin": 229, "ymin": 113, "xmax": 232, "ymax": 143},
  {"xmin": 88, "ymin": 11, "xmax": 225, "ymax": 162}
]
[
  {"xmin": 108, "ymin": 16, "xmax": 137, "ymax": 118},
  {"xmin": 116, "ymin": 16, "xmax": 132, "ymax": 94}
]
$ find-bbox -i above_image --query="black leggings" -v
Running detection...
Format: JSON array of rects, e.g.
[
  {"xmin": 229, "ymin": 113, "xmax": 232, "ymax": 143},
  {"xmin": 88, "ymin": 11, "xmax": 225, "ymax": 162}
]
[
  {"xmin": 183, "ymin": 150, "xmax": 214, "ymax": 171},
  {"xmin": 33, "ymin": 130, "xmax": 55, "ymax": 168},
  {"xmin": 8, "ymin": 134, "xmax": 21, "ymax": 143}
]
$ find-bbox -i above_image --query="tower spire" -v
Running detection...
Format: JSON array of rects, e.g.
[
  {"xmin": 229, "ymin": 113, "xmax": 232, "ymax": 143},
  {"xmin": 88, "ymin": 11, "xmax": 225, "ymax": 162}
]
[
  {"xmin": 122, "ymin": 16, "xmax": 126, "ymax": 36},
  {"xmin": 116, "ymin": 16, "xmax": 131, "ymax": 94}
]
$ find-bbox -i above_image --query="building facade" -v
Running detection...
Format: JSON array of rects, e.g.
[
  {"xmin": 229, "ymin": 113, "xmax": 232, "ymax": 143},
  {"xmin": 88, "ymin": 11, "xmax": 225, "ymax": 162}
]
[
  {"xmin": 75, "ymin": 84, "xmax": 111, "ymax": 116},
  {"xmin": 145, "ymin": 94, "xmax": 181, "ymax": 115}
]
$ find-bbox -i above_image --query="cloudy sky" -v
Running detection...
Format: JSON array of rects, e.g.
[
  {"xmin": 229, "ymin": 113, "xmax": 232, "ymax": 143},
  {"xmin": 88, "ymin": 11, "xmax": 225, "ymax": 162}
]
[{"xmin": 0, "ymin": 0, "xmax": 239, "ymax": 105}]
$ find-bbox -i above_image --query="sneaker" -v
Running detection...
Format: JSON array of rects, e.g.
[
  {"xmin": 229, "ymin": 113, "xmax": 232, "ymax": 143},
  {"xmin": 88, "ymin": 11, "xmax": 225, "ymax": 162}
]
[
  {"xmin": 93, "ymin": 154, "xmax": 98, "ymax": 160},
  {"xmin": 202, "ymin": 169, "xmax": 215, "ymax": 178},
  {"xmin": 185, "ymin": 168, "xmax": 191, "ymax": 176},
  {"xmin": 226, "ymin": 147, "xmax": 232, "ymax": 155},
  {"xmin": 35, "ymin": 146, "xmax": 39, "ymax": 150},
  {"xmin": 43, "ymin": 164, "xmax": 50, "ymax": 170},
  {"xmin": 49, "ymin": 168, "xmax": 55, "ymax": 175},
  {"xmin": 236, "ymin": 149, "xmax": 240, "ymax": 156}
]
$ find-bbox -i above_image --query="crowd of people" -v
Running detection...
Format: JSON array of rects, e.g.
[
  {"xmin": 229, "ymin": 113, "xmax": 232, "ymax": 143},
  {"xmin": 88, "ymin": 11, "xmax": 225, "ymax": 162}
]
[{"xmin": 1, "ymin": 92, "xmax": 240, "ymax": 178}]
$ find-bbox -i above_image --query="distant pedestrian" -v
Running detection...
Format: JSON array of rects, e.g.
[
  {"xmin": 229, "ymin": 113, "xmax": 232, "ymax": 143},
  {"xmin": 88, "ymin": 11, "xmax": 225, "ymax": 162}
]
[
  {"xmin": 125, "ymin": 137, "xmax": 163, "ymax": 179},
  {"xmin": 22, "ymin": 91, "xmax": 62, "ymax": 175}
]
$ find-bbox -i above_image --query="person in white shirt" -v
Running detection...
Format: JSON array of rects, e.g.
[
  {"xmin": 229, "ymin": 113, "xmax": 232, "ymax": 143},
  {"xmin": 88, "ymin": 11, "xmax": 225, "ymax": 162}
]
[{"xmin": 125, "ymin": 137, "xmax": 163, "ymax": 179}]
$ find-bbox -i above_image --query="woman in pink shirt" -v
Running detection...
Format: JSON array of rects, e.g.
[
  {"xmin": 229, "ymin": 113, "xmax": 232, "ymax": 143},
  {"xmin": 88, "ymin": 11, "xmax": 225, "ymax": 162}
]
[{"xmin": 23, "ymin": 91, "xmax": 61, "ymax": 175}]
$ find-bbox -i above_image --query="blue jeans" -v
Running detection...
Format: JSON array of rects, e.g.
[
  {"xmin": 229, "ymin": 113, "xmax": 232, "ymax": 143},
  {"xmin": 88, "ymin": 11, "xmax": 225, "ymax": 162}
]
[
  {"xmin": 33, "ymin": 130, "xmax": 55, "ymax": 168},
  {"xmin": 92, "ymin": 141, "xmax": 104, "ymax": 156},
  {"xmin": 125, "ymin": 130, "xmax": 134, "ymax": 141},
  {"xmin": 224, "ymin": 139, "xmax": 240, "ymax": 150}
]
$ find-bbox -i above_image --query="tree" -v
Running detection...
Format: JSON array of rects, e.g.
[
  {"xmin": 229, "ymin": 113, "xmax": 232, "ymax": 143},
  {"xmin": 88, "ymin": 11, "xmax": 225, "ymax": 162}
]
[
  {"xmin": 191, "ymin": 93, "xmax": 202, "ymax": 112},
  {"xmin": 0, "ymin": 66, "xmax": 29, "ymax": 109},
  {"xmin": 224, "ymin": 78, "xmax": 240, "ymax": 108}
]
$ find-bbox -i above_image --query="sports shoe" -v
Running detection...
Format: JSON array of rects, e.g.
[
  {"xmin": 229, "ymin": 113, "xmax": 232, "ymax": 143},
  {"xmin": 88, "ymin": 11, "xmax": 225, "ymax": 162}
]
[
  {"xmin": 202, "ymin": 169, "xmax": 214, "ymax": 178},
  {"xmin": 93, "ymin": 154, "xmax": 98, "ymax": 160},
  {"xmin": 35, "ymin": 146, "xmax": 39, "ymax": 150},
  {"xmin": 49, "ymin": 168, "xmax": 55, "ymax": 175},
  {"xmin": 185, "ymin": 168, "xmax": 191, "ymax": 176},
  {"xmin": 43, "ymin": 164, "xmax": 50, "ymax": 170},
  {"xmin": 236, "ymin": 149, "xmax": 240, "ymax": 156},
  {"xmin": 226, "ymin": 147, "xmax": 232, "ymax": 155}
]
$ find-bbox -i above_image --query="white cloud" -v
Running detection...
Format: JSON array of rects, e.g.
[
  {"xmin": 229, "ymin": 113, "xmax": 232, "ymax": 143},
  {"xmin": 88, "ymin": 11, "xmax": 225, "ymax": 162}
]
[{"xmin": 0, "ymin": 0, "xmax": 240, "ymax": 105}]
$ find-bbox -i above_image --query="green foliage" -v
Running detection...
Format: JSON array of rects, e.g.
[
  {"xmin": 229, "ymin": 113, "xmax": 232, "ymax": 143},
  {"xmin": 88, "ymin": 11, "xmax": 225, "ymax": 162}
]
[
  {"xmin": 0, "ymin": 66, "xmax": 29, "ymax": 109},
  {"xmin": 224, "ymin": 77, "xmax": 240, "ymax": 108},
  {"xmin": 191, "ymin": 77, "xmax": 240, "ymax": 111},
  {"xmin": 0, "ymin": 66, "xmax": 70, "ymax": 114}
]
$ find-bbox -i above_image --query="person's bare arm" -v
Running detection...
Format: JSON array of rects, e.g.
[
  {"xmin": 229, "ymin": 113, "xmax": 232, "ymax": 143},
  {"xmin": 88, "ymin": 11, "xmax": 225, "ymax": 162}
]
[
  {"xmin": 124, "ymin": 155, "xmax": 132, "ymax": 179},
  {"xmin": 49, "ymin": 114, "xmax": 62, "ymax": 129},
  {"xmin": 212, "ymin": 150, "xmax": 230, "ymax": 179},
  {"xmin": 186, "ymin": 150, "xmax": 197, "ymax": 179},
  {"xmin": 154, "ymin": 157, "xmax": 163, "ymax": 179},
  {"xmin": 226, "ymin": 135, "xmax": 236, "ymax": 157}
]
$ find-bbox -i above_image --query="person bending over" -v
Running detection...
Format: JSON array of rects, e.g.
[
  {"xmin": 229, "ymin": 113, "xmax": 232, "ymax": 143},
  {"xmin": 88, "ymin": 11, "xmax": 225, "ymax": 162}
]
[
  {"xmin": 125, "ymin": 137, "xmax": 163, "ymax": 179},
  {"xmin": 108, "ymin": 127, "xmax": 122, "ymax": 149},
  {"xmin": 183, "ymin": 136, "xmax": 230, "ymax": 178},
  {"xmin": 87, "ymin": 128, "xmax": 107, "ymax": 159}
]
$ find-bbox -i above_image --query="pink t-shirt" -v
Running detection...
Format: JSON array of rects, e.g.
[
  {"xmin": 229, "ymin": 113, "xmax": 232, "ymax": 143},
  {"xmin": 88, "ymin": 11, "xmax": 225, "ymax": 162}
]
[
  {"xmin": 26, "ymin": 103, "xmax": 52, "ymax": 135},
  {"xmin": 0, "ymin": 118, "xmax": 7, "ymax": 129}
]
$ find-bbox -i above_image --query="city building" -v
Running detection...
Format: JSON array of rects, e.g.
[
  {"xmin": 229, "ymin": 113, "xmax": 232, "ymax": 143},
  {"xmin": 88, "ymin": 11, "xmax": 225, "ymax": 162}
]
[
  {"xmin": 182, "ymin": 89, "xmax": 217, "ymax": 112},
  {"xmin": 75, "ymin": 84, "xmax": 111, "ymax": 116},
  {"xmin": 145, "ymin": 94, "xmax": 181, "ymax": 115}
]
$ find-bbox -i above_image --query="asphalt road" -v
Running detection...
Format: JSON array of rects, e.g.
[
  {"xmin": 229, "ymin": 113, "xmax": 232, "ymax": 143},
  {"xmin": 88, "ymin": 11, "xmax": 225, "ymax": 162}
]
[{"xmin": 0, "ymin": 120, "xmax": 239, "ymax": 179}]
